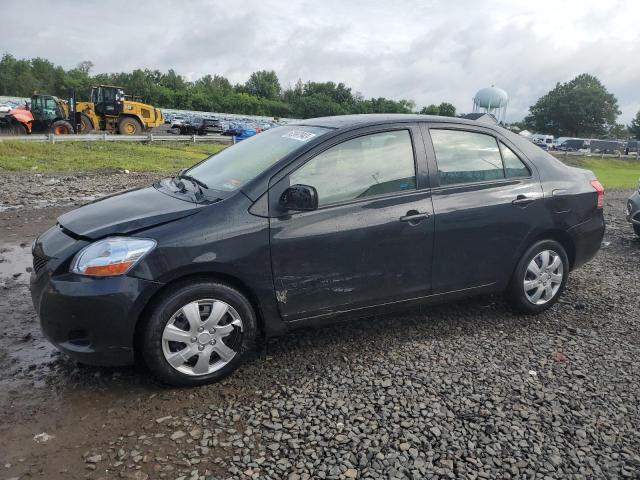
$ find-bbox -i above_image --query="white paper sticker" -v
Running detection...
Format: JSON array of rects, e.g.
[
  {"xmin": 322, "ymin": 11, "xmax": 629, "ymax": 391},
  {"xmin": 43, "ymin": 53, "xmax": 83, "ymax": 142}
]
[{"xmin": 282, "ymin": 130, "xmax": 317, "ymax": 142}]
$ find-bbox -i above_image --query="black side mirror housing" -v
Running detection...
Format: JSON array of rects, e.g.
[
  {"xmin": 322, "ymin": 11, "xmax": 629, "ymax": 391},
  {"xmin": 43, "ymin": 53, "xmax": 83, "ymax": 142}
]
[{"xmin": 279, "ymin": 184, "xmax": 319, "ymax": 211}]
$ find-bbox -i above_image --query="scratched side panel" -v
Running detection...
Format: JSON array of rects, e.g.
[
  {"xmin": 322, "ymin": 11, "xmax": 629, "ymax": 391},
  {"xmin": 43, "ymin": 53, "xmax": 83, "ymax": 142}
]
[{"xmin": 269, "ymin": 190, "xmax": 434, "ymax": 322}]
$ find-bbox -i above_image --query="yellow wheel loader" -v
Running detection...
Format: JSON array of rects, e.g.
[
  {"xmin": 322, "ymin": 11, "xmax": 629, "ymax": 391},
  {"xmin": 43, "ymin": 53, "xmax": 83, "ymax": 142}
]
[{"xmin": 76, "ymin": 85, "xmax": 163, "ymax": 135}]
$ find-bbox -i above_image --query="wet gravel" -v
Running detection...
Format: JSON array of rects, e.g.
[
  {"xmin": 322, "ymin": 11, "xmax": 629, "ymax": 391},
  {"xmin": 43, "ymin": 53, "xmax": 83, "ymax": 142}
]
[
  {"xmin": 0, "ymin": 172, "xmax": 162, "ymax": 211},
  {"xmin": 0, "ymin": 176, "xmax": 639, "ymax": 479}
]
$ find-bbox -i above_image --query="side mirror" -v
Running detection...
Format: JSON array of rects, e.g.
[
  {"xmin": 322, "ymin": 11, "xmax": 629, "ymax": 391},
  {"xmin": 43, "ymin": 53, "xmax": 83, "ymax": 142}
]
[{"xmin": 279, "ymin": 184, "xmax": 318, "ymax": 211}]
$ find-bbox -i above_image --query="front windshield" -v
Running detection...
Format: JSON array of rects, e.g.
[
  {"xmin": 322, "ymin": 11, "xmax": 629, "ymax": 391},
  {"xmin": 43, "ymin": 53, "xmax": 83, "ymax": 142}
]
[{"xmin": 187, "ymin": 125, "xmax": 330, "ymax": 192}]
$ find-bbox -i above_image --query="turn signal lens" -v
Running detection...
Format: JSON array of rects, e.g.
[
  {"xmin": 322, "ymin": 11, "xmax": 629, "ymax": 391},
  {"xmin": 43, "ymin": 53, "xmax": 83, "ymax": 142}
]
[
  {"xmin": 591, "ymin": 180, "xmax": 604, "ymax": 209},
  {"xmin": 72, "ymin": 237, "xmax": 156, "ymax": 277},
  {"xmin": 84, "ymin": 262, "xmax": 134, "ymax": 276}
]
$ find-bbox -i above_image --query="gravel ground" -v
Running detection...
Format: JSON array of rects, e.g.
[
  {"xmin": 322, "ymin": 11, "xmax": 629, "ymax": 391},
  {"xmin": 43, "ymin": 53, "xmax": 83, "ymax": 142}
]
[
  {"xmin": 0, "ymin": 172, "xmax": 163, "ymax": 211},
  {"xmin": 0, "ymin": 174, "xmax": 639, "ymax": 479}
]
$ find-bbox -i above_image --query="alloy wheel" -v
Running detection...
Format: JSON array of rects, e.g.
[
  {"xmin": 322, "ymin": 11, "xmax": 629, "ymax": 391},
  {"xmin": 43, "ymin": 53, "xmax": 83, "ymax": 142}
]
[
  {"xmin": 161, "ymin": 298, "xmax": 243, "ymax": 376},
  {"xmin": 523, "ymin": 250, "xmax": 563, "ymax": 305}
]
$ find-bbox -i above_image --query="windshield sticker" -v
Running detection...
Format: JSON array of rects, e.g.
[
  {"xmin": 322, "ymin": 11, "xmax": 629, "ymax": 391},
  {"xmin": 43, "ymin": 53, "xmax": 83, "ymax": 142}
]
[
  {"xmin": 282, "ymin": 130, "xmax": 317, "ymax": 142},
  {"xmin": 221, "ymin": 179, "xmax": 242, "ymax": 190}
]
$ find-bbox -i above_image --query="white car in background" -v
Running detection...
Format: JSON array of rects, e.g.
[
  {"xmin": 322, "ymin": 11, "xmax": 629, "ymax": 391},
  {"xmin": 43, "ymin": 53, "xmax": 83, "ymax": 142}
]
[
  {"xmin": 170, "ymin": 115, "xmax": 186, "ymax": 129},
  {"xmin": 531, "ymin": 134, "xmax": 554, "ymax": 150}
]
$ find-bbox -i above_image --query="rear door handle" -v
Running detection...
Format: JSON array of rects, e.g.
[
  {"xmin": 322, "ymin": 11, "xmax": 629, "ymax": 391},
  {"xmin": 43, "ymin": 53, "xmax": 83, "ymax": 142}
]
[
  {"xmin": 400, "ymin": 210, "xmax": 431, "ymax": 223},
  {"xmin": 512, "ymin": 195, "xmax": 536, "ymax": 207}
]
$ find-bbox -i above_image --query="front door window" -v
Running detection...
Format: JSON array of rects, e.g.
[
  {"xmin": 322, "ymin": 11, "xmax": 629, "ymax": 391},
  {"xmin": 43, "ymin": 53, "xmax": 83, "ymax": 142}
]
[{"xmin": 290, "ymin": 130, "xmax": 416, "ymax": 206}]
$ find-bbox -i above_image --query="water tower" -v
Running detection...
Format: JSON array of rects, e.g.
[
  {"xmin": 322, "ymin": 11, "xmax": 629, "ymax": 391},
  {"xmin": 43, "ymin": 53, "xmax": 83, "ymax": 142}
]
[{"xmin": 472, "ymin": 86, "xmax": 509, "ymax": 123}]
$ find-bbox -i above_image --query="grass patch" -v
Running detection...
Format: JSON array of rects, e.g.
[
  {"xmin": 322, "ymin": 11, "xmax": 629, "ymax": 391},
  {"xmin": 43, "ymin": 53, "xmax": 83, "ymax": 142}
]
[
  {"xmin": 0, "ymin": 141, "xmax": 226, "ymax": 173},
  {"xmin": 1, "ymin": 142, "xmax": 638, "ymax": 190},
  {"xmin": 552, "ymin": 154, "xmax": 640, "ymax": 189}
]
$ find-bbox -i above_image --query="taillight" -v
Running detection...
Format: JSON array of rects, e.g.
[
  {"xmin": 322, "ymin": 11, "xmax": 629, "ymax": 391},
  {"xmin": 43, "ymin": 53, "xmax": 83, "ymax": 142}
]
[{"xmin": 591, "ymin": 180, "xmax": 604, "ymax": 209}]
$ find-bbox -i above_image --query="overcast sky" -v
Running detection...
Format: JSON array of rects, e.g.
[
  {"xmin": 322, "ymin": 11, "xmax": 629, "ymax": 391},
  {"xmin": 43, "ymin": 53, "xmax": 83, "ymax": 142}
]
[{"xmin": 3, "ymin": 0, "xmax": 639, "ymax": 122}]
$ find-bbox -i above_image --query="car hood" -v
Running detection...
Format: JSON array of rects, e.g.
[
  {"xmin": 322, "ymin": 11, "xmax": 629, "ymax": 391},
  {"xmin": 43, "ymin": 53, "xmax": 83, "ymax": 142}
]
[{"xmin": 58, "ymin": 186, "xmax": 201, "ymax": 239}]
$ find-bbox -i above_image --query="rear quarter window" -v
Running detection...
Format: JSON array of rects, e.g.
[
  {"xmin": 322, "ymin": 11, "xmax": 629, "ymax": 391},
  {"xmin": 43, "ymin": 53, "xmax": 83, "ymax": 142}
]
[{"xmin": 500, "ymin": 142, "xmax": 530, "ymax": 178}]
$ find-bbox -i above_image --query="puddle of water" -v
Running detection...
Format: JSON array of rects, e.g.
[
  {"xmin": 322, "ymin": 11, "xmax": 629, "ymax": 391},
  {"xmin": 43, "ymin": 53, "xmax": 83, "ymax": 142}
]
[{"xmin": 0, "ymin": 242, "xmax": 32, "ymax": 283}]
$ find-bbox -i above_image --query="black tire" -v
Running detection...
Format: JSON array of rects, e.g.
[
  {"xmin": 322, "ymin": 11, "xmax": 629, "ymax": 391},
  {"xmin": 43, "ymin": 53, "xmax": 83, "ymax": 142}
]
[
  {"xmin": 140, "ymin": 280, "xmax": 257, "ymax": 387},
  {"xmin": 633, "ymin": 224, "xmax": 640, "ymax": 237},
  {"xmin": 117, "ymin": 116, "xmax": 143, "ymax": 135},
  {"xmin": 11, "ymin": 121, "xmax": 27, "ymax": 135},
  {"xmin": 49, "ymin": 119, "xmax": 74, "ymax": 135},
  {"xmin": 506, "ymin": 239, "xmax": 569, "ymax": 314},
  {"xmin": 79, "ymin": 113, "xmax": 94, "ymax": 133}
]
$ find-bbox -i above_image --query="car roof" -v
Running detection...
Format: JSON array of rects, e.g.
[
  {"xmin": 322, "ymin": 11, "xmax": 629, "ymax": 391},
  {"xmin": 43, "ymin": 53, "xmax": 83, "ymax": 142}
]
[{"xmin": 291, "ymin": 113, "xmax": 498, "ymax": 130}]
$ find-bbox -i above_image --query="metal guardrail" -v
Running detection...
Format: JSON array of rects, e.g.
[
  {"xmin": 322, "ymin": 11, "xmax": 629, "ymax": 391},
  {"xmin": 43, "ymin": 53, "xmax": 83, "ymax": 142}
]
[
  {"xmin": 551, "ymin": 150, "xmax": 640, "ymax": 160},
  {"xmin": 0, "ymin": 133, "xmax": 637, "ymax": 161},
  {"xmin": 0, "ymin": 133, "xmax": 234, "ymax": 144}
]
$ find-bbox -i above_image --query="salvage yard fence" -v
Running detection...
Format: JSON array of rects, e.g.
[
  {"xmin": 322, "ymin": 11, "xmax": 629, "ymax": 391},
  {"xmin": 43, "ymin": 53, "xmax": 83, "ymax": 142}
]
[{"xmin": 0, "ymin": 133, "xmax": 235, "ymax": 145}]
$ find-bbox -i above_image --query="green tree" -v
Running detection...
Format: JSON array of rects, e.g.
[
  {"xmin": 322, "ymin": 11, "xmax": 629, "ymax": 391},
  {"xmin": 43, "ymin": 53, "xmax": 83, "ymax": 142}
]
[
  {"xmin": 76, "ymin": 61, "xmax": 94, "ymax": 75},
  {"xmin": 607, "ymin": 123, "xmax": 629, "ymax": 139},
  {"xmin": 420, "ymin": 104, "xmax": 440, "ymax": 115},
  {"xmin": 437, "ymin": 102, "xmax": 456, "ymax": 117},
  {"xmin": 525, "ymin": 74, "xmax": 620, "ymax": 137},
  {"xmin": 244, "ymin": 70, "xmax": 281, "ymax": 100},
  {"xmin": 0, "ymin": 53, "xmax": 422, "ymax": 119},
  {"xmin": 629, "ymin": 111, "xmax": 640, "ymax": 139}
]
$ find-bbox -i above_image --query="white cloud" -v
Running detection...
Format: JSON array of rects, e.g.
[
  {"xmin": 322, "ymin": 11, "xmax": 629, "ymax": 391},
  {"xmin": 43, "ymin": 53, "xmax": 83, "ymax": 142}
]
[{"xmin": 2, "ymin": 0, "xmax": 639, "ymax": 121}]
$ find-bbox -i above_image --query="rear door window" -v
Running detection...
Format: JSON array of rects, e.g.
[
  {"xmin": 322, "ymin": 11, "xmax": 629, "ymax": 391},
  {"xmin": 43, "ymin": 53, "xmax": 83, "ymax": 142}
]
[{"xmin": 430, "ymin": 129, "xmax": 504, "ymax": 186}]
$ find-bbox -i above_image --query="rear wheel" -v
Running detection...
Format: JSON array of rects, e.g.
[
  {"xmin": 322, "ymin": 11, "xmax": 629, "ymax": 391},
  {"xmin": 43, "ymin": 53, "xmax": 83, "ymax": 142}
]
[
  {"xmin": 117, "ymin": 116, "xmax": 143, "ymax": 135},
  {"xmin": 79, "ymin": 113, "xmax": 94, "ymax": 133},
  {"xmin": 140, "ymin": 281, "xmax": 257, "ymax": 386},
  {"xmin": 50, "ymin": 120, "xmax": 74, "ymax": 135},
  {"xmin": 506, "ymin": 240, "xmax": 569, "ymax": 314}
]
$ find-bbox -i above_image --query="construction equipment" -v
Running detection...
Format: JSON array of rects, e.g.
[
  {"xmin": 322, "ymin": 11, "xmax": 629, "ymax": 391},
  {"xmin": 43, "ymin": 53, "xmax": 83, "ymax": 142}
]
[
  {"xmin": 0, "ymin": 89, "xmax": 79, "ymax": 135},
  {"xmin": 76, "ymin": 85, "xmax": 163, "ymax": 135}
]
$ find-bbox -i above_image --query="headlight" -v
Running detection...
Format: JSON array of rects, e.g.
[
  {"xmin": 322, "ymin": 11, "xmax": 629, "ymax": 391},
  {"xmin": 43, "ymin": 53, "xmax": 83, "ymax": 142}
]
[{"xmin": 71, "ymin": 237, "xmax": 156, "ymax": 277}]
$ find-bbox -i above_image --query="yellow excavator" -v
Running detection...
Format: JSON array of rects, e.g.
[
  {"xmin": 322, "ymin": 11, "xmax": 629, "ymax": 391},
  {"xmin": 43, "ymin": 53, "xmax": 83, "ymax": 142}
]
[
  {"xmin": 77, "ymin": 85, "xmax": 164, "ymax": 134},
  {"xmin": 0, "ymin": 86, "xmax": 163, "ymax": 136}
]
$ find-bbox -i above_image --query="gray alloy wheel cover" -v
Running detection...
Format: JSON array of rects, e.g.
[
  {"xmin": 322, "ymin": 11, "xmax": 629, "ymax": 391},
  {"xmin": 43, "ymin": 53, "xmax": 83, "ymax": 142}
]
[
  {"xmin": 523, "ymin": 249, "xmax": 564, "ymax": 305},
  {"xmin": 161, "ymin": 298, "xmax": 243, "ymax": 376}
]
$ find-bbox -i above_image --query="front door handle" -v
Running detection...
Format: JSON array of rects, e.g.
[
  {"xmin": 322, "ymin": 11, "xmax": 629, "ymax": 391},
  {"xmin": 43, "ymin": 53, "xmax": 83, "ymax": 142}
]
[
  {"xmin": 400, "ymin": 210, "xmax": 431, "ymax": 224},
  {"xmin": 512, "ymin": 195, "xmax": 536, "ymax": 207}
]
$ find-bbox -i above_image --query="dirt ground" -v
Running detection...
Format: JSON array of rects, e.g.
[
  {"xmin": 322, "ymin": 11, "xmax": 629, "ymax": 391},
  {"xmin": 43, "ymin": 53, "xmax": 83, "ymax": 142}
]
[{"xmin": 0, "ymin": 174, "xmax": 639, "ymax": 480}]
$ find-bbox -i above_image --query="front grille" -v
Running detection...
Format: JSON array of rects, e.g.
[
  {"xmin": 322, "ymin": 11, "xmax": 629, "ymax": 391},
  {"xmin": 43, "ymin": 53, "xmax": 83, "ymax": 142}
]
[{"xmin": 33, "ymin": 253, "xmax": 49, "ymax": 274}]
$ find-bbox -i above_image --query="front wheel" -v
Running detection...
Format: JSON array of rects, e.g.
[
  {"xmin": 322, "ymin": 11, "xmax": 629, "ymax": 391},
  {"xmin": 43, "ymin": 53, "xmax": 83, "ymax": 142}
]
[
  {"xmin": 50, "ymin": 119, "xmax": 74, "ymax": 135},
  {"xmin": 140, "ymin": 281, "xmax": 257, "ymax": 386},
  {"xmin": 117, "ymin": 116, "xmax": 143, "ymax": 135},
  {"xmin": 506, "ymin": 240, "xmax": 569, "ymax": 314},
  {"xmin": 79, "ymin": 113, "xmax": 94, "ymax": 133}
]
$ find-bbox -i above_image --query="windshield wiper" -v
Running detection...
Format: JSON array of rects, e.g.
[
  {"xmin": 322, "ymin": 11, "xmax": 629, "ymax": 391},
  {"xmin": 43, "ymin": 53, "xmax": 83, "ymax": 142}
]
[{"xmin": 177, "ymin": 169, "xmax": 209, "ymax": 190}]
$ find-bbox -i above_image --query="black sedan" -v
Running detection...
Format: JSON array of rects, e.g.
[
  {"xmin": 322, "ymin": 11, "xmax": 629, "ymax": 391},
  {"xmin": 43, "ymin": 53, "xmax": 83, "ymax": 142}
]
[{"xmin": 31, "ymin": 114, "xmax": 605, "ymax": 386}]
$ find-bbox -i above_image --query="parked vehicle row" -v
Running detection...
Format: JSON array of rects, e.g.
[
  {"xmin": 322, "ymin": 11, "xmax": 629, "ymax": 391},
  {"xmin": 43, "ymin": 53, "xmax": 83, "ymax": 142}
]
[
  {"xmin": 175, "ymin": 117, "xmax": 224, "ymax": 136},
  {"xmin": 31, "ymin": 114, "xmax": 606, "ymax": 386},
  {"xmin": 167, "ymin": 114, "xmax": 269, "ymax": 138},
  {"xmin": 529, "ymin": 135, "xmax": 635, "ymax": 154}
]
